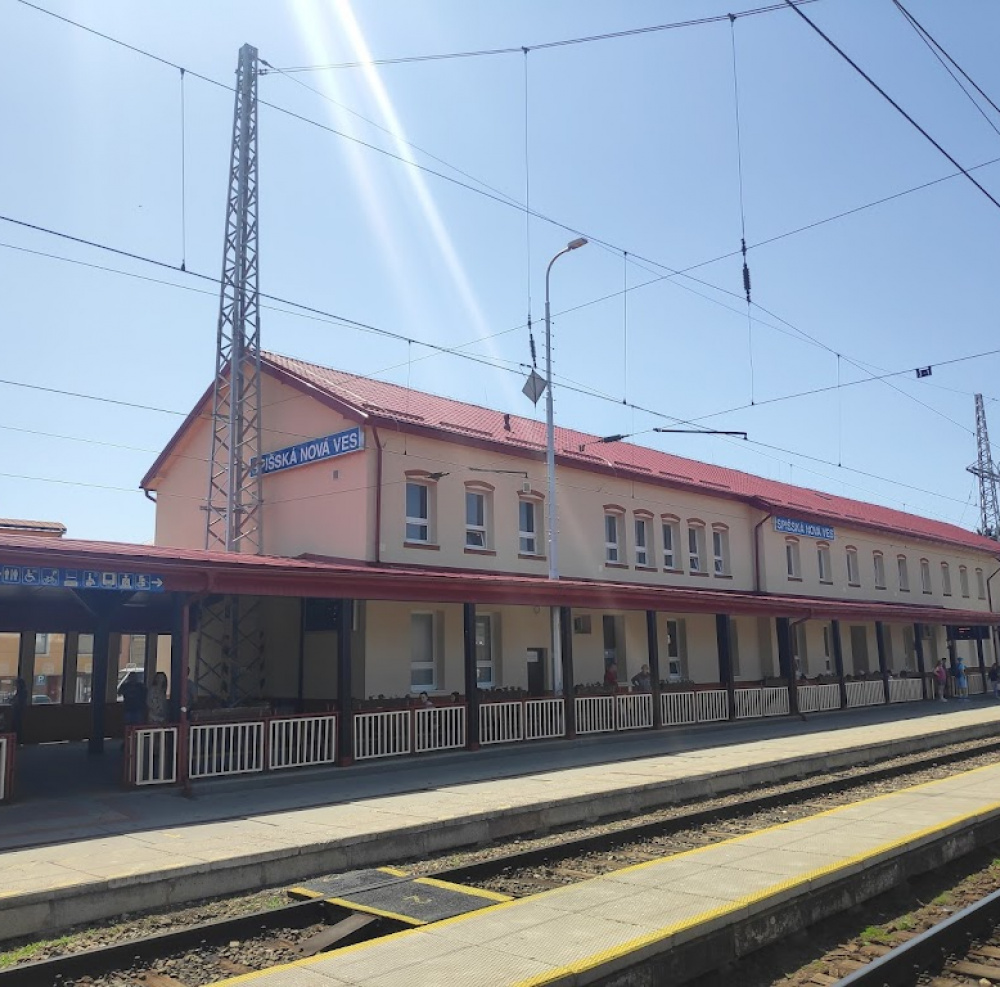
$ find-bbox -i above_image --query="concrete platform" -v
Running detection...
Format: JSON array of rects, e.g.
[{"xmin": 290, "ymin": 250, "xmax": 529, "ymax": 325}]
[
  {"xmin": 212, "ymin": 760, "xmax": 1000, "ymax": 987},
  {"xmin": 2, "ymin": 701, "xmax": 1000, "ymax": 942}
]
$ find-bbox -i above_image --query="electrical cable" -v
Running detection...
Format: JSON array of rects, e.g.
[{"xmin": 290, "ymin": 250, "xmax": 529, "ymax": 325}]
[
  {"xmin": 782, "ymin": 0, "xmax": 1000, "ymax": 212},
  {"xmin": 179, "ymin": 67, "xmax": 187, "ymax": 271}
]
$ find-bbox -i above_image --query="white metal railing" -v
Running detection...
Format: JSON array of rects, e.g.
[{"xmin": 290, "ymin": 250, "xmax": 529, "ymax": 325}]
[
  {"xmin": 797, "ymin": 683, "xmax": 841, "ymax": 713},
  {"xmin": 968, "ymin": 670, "xmax": 986, "ymax": 696},
  {"xmin": 575, "ymin": 695, "xmax": 616, "ymax": 735},
  {"xmin": 846, "ymin": 679, "xmax": 885, "ymax": 708},
  {"xmin": 696, "ymin": 690, "xmax": 729, "ymax": 723},
  {"xmin": 616, "ymin": 693, "xmax": 653, "ymax": 731},
  {"xmin": 762, "ymin": 686, "xmax": 789, "ymax": 717},
  {"xmin": 480, "ymin": 702, "xmax": 523, "ymax": 745},
  {"xmin": 0, "ymin": 734, "xmax": 10, "ymax": 802},
  {"xmin": 189, "ymin": 721, "xmax": 264, "ymax": 779},
  {"xmin": 524, "ymin": 699, "xmax": 565, "ymax": 740},
  {"xmin": 414, "ymin": 705, "xmax": 465, "ymax": 753},
  {"xmin": 662, "ymin": 691, "xmax": 697, "ymax": 725},
  {"xmin": 734, "ymin": 688, "xmax": 762, "ymax": 719},
  {"xmin": 133, "ymin": 726, "xmax": 178, "ymax": 785},
  {"xmin": 354, "ymin": 710, "xmax": 411, "ymax": 760},
  {"xmin": 888, "ymin": 678, "xmax": 923, "ymax": 704},
  {"xmin": 268, "ymin": 714, "xmax": 337, "ymax": 770}
]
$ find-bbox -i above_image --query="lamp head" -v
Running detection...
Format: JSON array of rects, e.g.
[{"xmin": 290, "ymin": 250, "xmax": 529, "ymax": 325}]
[{"xmin": 567, "ymin": 237, "xmax": 588, "ymax": 250}]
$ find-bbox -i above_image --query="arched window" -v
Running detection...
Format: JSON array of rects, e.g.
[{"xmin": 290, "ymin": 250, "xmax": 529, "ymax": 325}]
[
  {"xmin": 712, "ymin": 523, "xmax": 730, "ymax": 576},
  {"xmin": 817, "ymin": 542, "xmax": 832, "ymax": 584},
  {"xmin": 846, "ymin": 546, "xmax": 860, "ymax": 587},
  {"xmin": 920, "ymin": 558, "xmax": 931, "ymax": 594},
  {"xmin": 785, "ymin": 537, "xmax": 801, "ymax": 580},
  {"xmin": 941, "ymin": 562, "xmax": 952, "ymax": 596},
  {"xmin": 896, "ymin": 555, "xmax": 909, "ymax": 592}
]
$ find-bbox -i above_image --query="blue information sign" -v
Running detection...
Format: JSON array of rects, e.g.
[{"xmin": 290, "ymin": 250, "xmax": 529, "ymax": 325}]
[
  {"xmin": 773, "ymin": 516, "xmax": 835, "ymax": 541},
  {"xmin": 0, "ymin": 565, "xmax": 164, "ymax": 592},
  {"xmin": 252, "ymin": 426, "xmax": 365, "ymax": 477}
]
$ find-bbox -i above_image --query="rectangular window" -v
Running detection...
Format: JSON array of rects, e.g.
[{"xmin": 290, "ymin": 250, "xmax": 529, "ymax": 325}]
[
  {"xmin": 688, "ymin": 526, "xmax": 704, "ymax": 572},
  {"xmin": 410, "ymin": 613, "xmax": 437, "ymax": 691},
  {"xmin": 666, "ymin": 619, "xmax": 682, "ymax": 680},
  {"xmin": 960, "ymin": 566, "xmax": 970, "ymax": 598},
  {"xmin": 942, "ymin": 563, "xmax": 952, "ymax": 596},
  {"xmin": 475, "ymin": 614, "xmax": 494, "ymax": 687},
  {"xmin": 977, "ymin": 568, "xmax": 987, "ymax": 600},
  {"xmin": 662, "ymin": 521, "xmax": 678, "ymax": 569},
  {"xmin": 817, "ymin": 544, "xmax": 832, "ymax": 583},
  {"xmin": 712, "ymin": 529, "xmax": 729, "ymax": 576},
  {"xmin": 873, "ymin": 553, "xmax": 886, "ymax": 589},
  {"xmin": 897, "ymin": 557, "xmax": 909, "ymax": 592},
  {"xmin": 846, "ymin": 548, "xmax": 860, "ymax": 587},
  {"xmin": 786, "ymin": 540, "xmax": 801, "ymax": 579},
  {"xmin": 465, "ymin": 491, "xmax": 488, "ymax": 549},
  {"xmin": 605, "ymin": 514, "xmax": 621, "ymax": 563},
  {"xmin": 518, "ymin": 500, "xmax": 538, "ymax": 555},
  {"xmin": 920, "ymin": 559, "xmax": 931, "ymax": 594},
  {"xmin": 405, "ymin": 482, "xmax": 430, "ymax": 543},
  {"xmin": 634, "ymin": 518, "xmax": 649, "ymax": 566}
]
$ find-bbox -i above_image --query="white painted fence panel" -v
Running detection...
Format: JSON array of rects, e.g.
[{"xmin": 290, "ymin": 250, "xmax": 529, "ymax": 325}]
[
  {"xmin": 133, "ymin": 727, "xmax": 178, "ymax": 785},
  {"xmin": 415, "ymin": 706, "xmax": 465, "ymax": 752},
  {"xmin": 524, "ymin": 699, "xmax": 565, "ymax": 740},
  {"xmin": 762, "ymin": 687, "xmax": 790, "ymax": 717},
  {"xmin": 354, "ymin": 710, "xmax": 411, "ymax": 760},
  {"xmin": 269, "ymin": 715, "xmax": 337, "ymax": 769},
  {"xmin": 662, "ymin": 692, "xmax": 697, "ymax": 726},
  {"xmin": 796, "ymin": 685, "xmax": 819, "ymax": 713},
  {"xmin": 968, "ymin": 671, "xmax": 985, "ymax": 696},
  {"xmin": 189, "ymin": 721, "xmax": 264, "ymax": 778},
  {"xmin": 575, "ymin": 696, "xmax": 616, "ymax": 734},
  {"xmin": 814, "ymin": 683, "xmax": 841, "ymax": 710},
  {"xmin": 734, "ymin": 689, "xmax": 762, "ymax": 719},
  {"xmin": 696, "ymin": 690, "xmax": 729, "ymax": 723},
  {"xmin": 616, "ymin": 694, "xmax": 653, "ymax": 731},
  {"xmin": 846, "ymin": 680, "xmax": 884, "ymax": 708},
  {"xmin": 888, "ymin": 678, "xmax": 923, "ymax": 704},
  {"xmin": 480, "ymin": 702, "xmax": 522, "ymax": 745}
]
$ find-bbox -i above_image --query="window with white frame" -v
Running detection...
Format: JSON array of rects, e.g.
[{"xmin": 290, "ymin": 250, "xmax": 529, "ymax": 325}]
[
  {"xmin": 942, "ymin": 562, "xmax": 952, "ymax": 596},
  {"xmin": 920, "ymin": 558, "xmax": 931, "ymax": 594},
  {"xmin": 662, "ymin": 517, "xmax": 679, "ymax": 570},
  {"xmin": 873, "ymin": 551, "xmax": 886, "ymax": 589},
  {"xmin": 960, "ymin": 565, "xmax": 970, "ymax": 598},
  {"xmin": 410, "ymin": 612, "xmax": 437, "ymax": 691},
  {"xmin": 475, "ymin": 614, "xmax": 495, "ymax": 687},
  {"xmin": 821, "ymin": 626, "xmax": 833, "ymax": 673},
  {"xmin": 688, "ymin": 522, "xmax": 706, "ymax": 573},
  {"xmin": 785, "ymin": 537, "xmax": 801, "ymax": 579},
  {"xmin": 712, "ymin": 526, "xmax": 730, "ymax": 576},
  {"xmin": 605, "ymin": 511, "xmax": 623, "ymax": 564},
  {"xmin": 518, "ymin": 498, "xmax": 540, "ymax": 555},
  {"xmin": 846, "ymin": 546, "xmax": 860, "ymax": 586},
  {"xmin": 897, "ymin": 555, "xmax": 909, "ymax": 592},
  {"xmin": 817, "ymin": 543, "xmax": 832, "ymax": 584},
  {"xmin": 634, "ymin": 516, "xmax": 651, "ymax": 567},
  {"xmin": 405, "ymin": 481, "xmax": 432, "ymax": 543},
  {"xmin": 977, "ymin": 567, "xmax": 987, "ymax": 600},
  {"xmin": 666, "ymin": 619, "xmax": 682, "ymax": 680},
  {"xmin": 465, "ymin": 488, "xmax": 491, "ymax": 549}
]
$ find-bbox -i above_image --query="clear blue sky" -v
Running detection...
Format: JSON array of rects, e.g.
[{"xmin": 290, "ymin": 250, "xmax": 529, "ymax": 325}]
[{"xmin": 3, "ymin": 0, "xmax": 1000, "ymax": 544}]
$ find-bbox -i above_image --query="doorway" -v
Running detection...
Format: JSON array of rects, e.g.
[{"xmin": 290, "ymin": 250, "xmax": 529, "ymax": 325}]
[
  {"xmin": 603, "ymin": 615, "xmax": 625, "ymax": 673},
  {"xmin": 526, "ymin": 648, "xmax": 545, "ymax": 696},
  {"xmin": 850, "ymin": 626, "xmax": 870, "ymax": 675}
]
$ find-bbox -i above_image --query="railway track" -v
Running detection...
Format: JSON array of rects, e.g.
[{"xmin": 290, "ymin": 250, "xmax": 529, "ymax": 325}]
[{"xmin": 4, "ymin": 736, "xmax": 1000, "ymax": 987}]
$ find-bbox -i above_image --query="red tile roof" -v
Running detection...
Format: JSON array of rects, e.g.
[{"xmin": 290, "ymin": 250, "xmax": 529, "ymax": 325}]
[
  {"xmin": 259, "ymin": 353, "xmax": 999, "ymax": 556},
  {"xmin": 0, "ymin": 519, "xmax": 66, "ymax": 536}
]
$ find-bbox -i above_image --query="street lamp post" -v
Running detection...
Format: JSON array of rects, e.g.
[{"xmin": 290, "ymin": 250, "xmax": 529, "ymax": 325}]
[{"xmin": 543, "ymin": 237, "xmax": 587, "ymax": 693}]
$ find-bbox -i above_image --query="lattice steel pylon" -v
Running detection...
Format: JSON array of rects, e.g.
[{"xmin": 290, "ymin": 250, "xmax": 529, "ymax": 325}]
[
  {"xmin": 967, "ymin": 393, "xmax": 1000, "ymax": 541},
  {"xmin": 197, "ymin": 44, "xmax": 265, "ymax": 706}
]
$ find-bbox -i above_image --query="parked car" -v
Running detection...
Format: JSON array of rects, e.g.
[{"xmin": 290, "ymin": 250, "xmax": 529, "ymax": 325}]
[{"xmin": 31, "ymin": 695, "xmax": 53, "ymax": 705}]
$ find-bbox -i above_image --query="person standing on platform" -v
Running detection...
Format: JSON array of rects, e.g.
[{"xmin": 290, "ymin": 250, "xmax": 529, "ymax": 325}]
[
  {"xmin": 990, "ymin": 661, "xmax": 1000, "ymax": 700},
  {"xmin": 631, "ymin": 664, "xmax": 651, "ymax": 692},
  {"xmin": 146, "ymin": 672, "xmax": 169, "ymax": 725},
  {"xmin": 955, "ymin": 658, "xmax": 969, "ymax": 700},
  {"xmin": 118, "ymin": 673, "xmax": 147, "ymax": 728},
  {"xmin": 933, "ymin": 661, "xmax": 947, "ymax": 702},
  {"xmin": 604, "ymin": 663, "xmax": 619, "ymax": 690}
]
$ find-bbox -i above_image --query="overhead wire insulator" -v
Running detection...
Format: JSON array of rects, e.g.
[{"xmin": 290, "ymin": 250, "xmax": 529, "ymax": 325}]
[
  {"xmin": 528, "ymin": 314, "xmax": 537, "ymax": 367},
  {"xmin": 741, "ymin": 238, "xmax": 751, "ymax": 304}
]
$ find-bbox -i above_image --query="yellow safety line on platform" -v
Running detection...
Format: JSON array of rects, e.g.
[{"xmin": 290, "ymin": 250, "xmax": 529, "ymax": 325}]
[
  {"xmin": 414, "ymin": 876, "xmax": 512, "ymax": 902},
  {"xmin": 320, "ymin": 895, "xmax": 427, "ymax": 926},
  {"xmin": 209, "ymin": 763, "xmax": 1000, "ymax": 987}
]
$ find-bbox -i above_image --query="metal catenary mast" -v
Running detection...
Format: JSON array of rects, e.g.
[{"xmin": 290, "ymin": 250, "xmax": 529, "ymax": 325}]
[
  {"xmin": 967, "ymin": 393, "xmax": 1000, "ymax": 541},
  {"xmin": 197, "ymin": 43, "xmax": 265, "ymax": 705}
]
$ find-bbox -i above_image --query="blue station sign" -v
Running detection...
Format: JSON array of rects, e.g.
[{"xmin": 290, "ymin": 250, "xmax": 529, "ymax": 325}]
[
  {"xmin": 252, "ymin": 426, "xmax": 365, "ymax": 477},
  {"xmin": 773, "ymin": 516, "xmax": 835, "ymax": 541},
  {"xmin": 0, "ymin": 566, "xmax": 165, "ymax": 592}
]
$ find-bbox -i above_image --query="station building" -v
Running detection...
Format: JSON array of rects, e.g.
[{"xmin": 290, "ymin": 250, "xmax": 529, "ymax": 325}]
[{"xmin": 1, "ymin": 350, "xmax": 998, "ymax": 786}]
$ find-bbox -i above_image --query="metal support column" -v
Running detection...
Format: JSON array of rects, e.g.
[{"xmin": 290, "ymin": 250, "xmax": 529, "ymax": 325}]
[
  {"xmin": 646, "ymin": 611, "xmax": 662, "ymax": 729},
  {"xmin": 170, "ymin": 596, "xmax": 186, "ymax": 723},
  {"xmin": 831, "ymin": 620, "xmax": 847, "ymax": 708},
  {"xmin": 977, "ymin": 631, "xmax": 987, "ymax": 693},
  {"xmin": 913, "ymin": 623, "xmax": 928, "ymax": 699},
  {"xmin": 875, "ymin": 621, "xmax": 890, "ymax": 704},
  {"xmin": 89, "ymin": 618, "xmax": 111, "ymax": 755},
  {"xmin": 62, "ymin": 632, "xmax": 79, "ymax": 705},
  {"xmin": 559, "ymin": 606, "xmax": 576, "ymax": 739},
  {"xmin": 716, "ymin": 614, "xmax": 735, "ymax": 720},
  {"xmin": 463, "ymin": 602, "xmax": 480, "ymax": 750},
  {"xmin": 776, "ymin": 617, "xmax": 798, "ymax": 716},
  {"xmin": 337, "ymin": 600, "xmax": 353, "ymax": 766}
]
